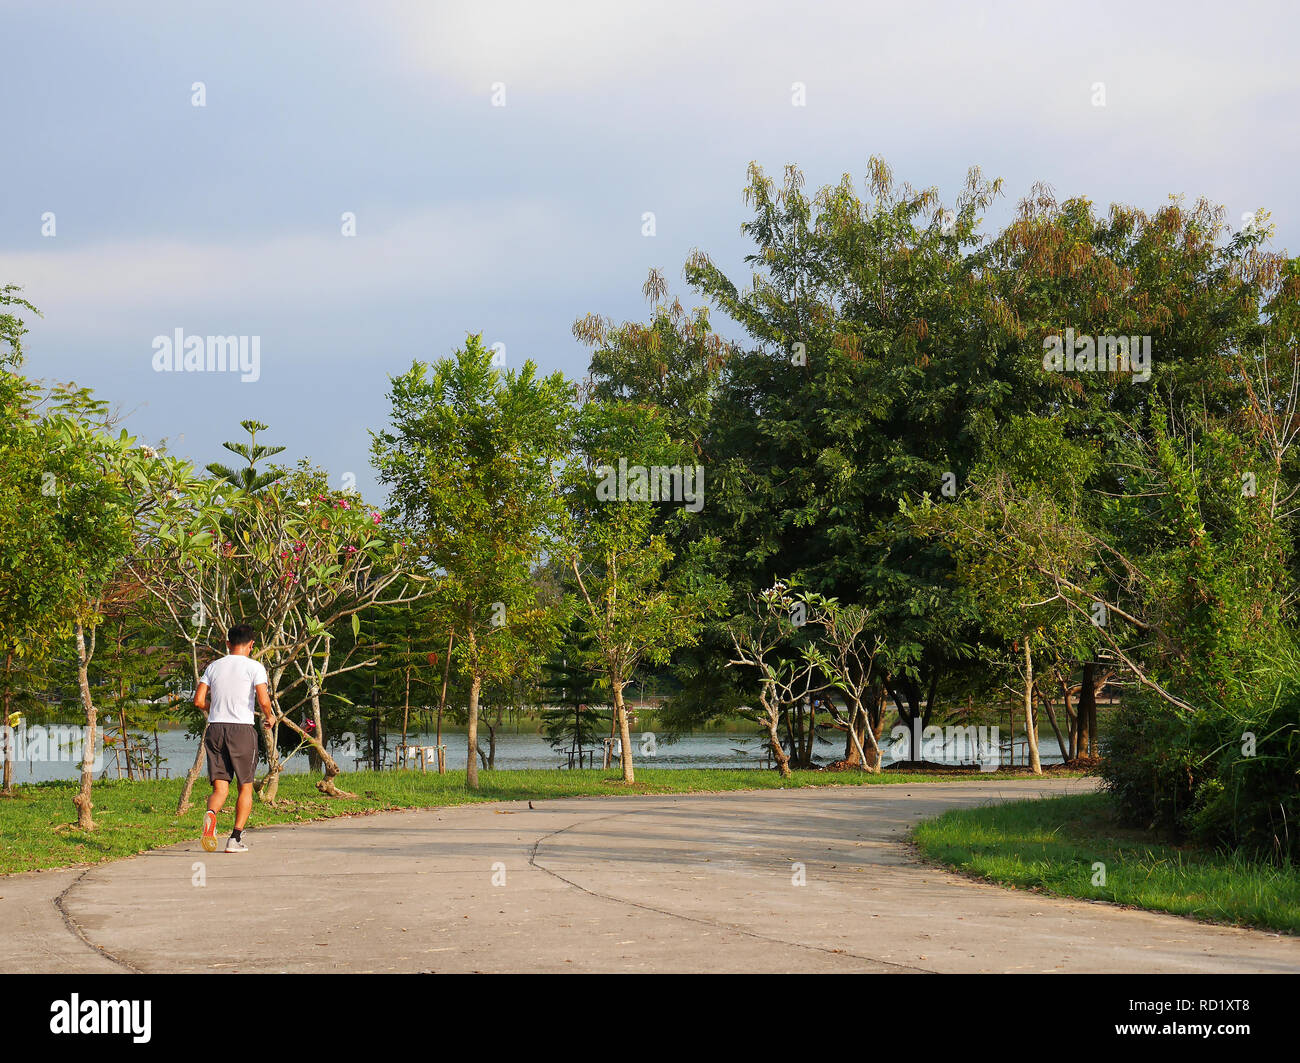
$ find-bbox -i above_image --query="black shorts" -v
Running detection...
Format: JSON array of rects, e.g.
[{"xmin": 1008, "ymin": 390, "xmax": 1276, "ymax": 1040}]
[{"xmin": 204, "ymin": 722, "xmax": 258, "ymax": 784}]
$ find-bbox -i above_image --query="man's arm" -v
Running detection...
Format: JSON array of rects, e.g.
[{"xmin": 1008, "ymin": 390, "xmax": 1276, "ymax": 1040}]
[
  {"xmin": 256, "ymin": 683, "xmax": 275, "ymax": 726},
  {"xmin": 194, "ymin": 682, "xmax": 209, "ymax": 714}
]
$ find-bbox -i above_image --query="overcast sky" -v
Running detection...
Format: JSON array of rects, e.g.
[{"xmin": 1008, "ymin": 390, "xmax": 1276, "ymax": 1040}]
[{"xmin": 3, "ymin": 0, "xmax": 1296, "ymax": 500}]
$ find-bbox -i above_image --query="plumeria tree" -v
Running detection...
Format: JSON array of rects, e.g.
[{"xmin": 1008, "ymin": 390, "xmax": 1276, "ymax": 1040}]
[
  {"xmin": 727, "ymin": 582, "xmax": 829, "ymax": 778},
  {"xmin": 800, "ymin": 593, "xmax": 887, "ymax": 772},
  {"xmin": 133, "ymin": 459, "xmax": 423, "ymax": 806}
]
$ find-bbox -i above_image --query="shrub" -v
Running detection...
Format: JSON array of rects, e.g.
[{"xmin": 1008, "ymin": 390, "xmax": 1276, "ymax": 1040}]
[{"xmin": 1102, "ymin": 646, "xmax": 1300, "ymax": 862}]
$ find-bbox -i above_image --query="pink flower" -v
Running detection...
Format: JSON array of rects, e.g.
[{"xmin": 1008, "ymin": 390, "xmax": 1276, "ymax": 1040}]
[
  {"xmin": 346, "ymin": 545, "xmax": 358, "ymax": 555},
  {"xmin": 370, "ymin": 512, "xmax": 382, "ymax": 525},
  {"xmin": 335, "ymin": 498, "xmax": 351, "ymax": 510}
]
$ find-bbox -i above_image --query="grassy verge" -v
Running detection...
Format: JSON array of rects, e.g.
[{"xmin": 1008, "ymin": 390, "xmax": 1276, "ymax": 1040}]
[
  {"xmin": 0, "ymin": 765, "xmax": 1083, "ymax": 875},
  {"xmin": 913, "ymin": 791, "xmax": 1300, "ymax": 935}
]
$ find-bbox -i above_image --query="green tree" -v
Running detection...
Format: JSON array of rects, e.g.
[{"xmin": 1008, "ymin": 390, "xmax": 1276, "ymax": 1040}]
[
  {"xmin": 559, "ymin": 399, "xmax": 726, "ymax": 783},
  {"xmin": 372, "ymin": 335, "xmax": 572, "ymax": 789},
  {"xmin": 83, "ymin": 580, "xmax": 176, "ymax": 781},
  {"xmin": 682, "ymin": 160, "xmax": 1005, "ymax": 742},
  {"xmin": 540, "ymin": 644, "xmax": 608, "ymax": 763},
  {"xmin": 1, "ymin": 290, "xmax": 175, "ymax": 822}
]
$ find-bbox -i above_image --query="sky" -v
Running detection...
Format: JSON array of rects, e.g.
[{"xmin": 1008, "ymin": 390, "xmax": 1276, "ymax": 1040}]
[{"xmin": 3, "ymin": 0, "xmax": 1297, "ymax": 500}]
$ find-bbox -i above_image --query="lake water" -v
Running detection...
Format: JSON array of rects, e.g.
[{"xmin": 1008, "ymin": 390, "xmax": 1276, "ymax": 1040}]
[{"xmin": 2, "ymin": 723, "xmax": 1066, "ymax": 784}]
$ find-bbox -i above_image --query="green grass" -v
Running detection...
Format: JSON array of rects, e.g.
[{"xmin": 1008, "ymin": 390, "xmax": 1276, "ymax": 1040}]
[
  {"xmin": 913, "ymin": 791, "xmax": 1300, "ymax": 935},
  {"xmin": 0, "ymin": 765, "xmax": 1084, "ymax": 875}
]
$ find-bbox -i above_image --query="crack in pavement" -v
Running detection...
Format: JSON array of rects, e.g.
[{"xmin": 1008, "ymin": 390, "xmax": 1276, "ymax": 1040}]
[
  {"xmin": 53, "ymin": 868, "xmax": 140, "ymax": 974},
  {"xmin": 527, "ymin": 801, "xmax": 932, "ymax": 973}
]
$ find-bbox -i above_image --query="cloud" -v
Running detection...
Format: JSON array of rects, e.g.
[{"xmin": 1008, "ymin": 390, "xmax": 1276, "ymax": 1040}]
[
  {"xmin": 391, "ymin": 0, "xmax": 1299, "ymax": 153},
  {"xmin": 1, "ymin": 199, "xmax": 602, "ymax": 337}
]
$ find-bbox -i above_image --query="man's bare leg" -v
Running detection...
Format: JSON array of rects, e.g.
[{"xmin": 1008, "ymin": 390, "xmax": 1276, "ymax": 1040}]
[
  {"xmin": 207, "ymin": 779, "xmax": 229, "ymax": 814},
  {"xmin": 202, "ymin": 780, "xmax": 228, "ymax": 851},
  {"xmin": 233, "ymin": 782, "xmax": 254, "ymax": 831}
]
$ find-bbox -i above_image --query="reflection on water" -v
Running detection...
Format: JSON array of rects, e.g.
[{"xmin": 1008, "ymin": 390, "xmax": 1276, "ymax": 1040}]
[{"xmin": 4, "ymin": 724, "xmax": 1066, "ymax": 784}]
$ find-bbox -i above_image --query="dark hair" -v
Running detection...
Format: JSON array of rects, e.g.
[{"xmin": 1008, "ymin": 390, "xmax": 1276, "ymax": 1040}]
[{"xmin": 227, "ymin": 623, "xmax": 256, "ymax": 648}]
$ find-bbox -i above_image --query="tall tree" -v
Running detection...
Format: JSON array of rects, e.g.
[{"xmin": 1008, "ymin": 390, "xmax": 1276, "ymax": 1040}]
[
  {"xmin": 560, "ymin": 399, "xmax": 726, "ymax": 782},
  {"xmin": 683, "ymin": 160, "xmax": 1006, "ymax": 743},
  {"xmin": 372, "ymin": 335, "xmax": 571, "ymax": 789}
]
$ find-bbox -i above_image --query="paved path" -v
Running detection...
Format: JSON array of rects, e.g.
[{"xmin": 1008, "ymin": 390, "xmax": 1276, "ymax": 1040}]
[{"xmin": 3, "ymin": 779, "xmax": 1298, "ymax": 973}]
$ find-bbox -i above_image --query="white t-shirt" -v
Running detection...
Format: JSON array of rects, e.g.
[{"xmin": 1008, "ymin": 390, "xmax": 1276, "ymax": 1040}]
[{"xmin": 200, "ymin": 655, "xmax": 269, "ymax": 725}]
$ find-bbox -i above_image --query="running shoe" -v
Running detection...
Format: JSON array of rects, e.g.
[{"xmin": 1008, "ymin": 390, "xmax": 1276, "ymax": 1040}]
[
  {"xmin": 224, "ymin": 835, "xmax": 249, "ymax": 853},
  {"xmin": 201, "ymin": 810, "xmax": 218, "ymax": 853}
]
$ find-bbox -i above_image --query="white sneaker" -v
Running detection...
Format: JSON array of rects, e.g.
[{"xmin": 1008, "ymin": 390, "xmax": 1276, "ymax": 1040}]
[{"xmin": 224, "ymin": 835, "xmax": 249, "ymax": 853}]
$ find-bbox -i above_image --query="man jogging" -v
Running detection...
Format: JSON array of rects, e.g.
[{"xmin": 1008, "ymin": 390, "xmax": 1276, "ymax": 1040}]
[{"xmin": 194, "ymin": 623, "xmax": 275, "ymax": 853}]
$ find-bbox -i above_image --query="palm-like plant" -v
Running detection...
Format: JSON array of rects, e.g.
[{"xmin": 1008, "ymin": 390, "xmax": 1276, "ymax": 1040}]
[{"xmin": 206, "ymin": 420, "xmax": 285, "ymax": 493}]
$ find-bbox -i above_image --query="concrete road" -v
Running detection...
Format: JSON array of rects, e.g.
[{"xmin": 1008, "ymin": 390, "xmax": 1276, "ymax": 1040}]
[{"xmin": 3, "ymin": 779, "xmax": 1298, "ymax": 973}]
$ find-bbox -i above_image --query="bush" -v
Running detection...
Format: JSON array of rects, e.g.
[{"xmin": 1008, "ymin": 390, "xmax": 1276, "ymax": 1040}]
[
  {"xmin": 1100, "ymin": 694, "xmax": 1199, "ymax": 837},
  {"xmin": 1102, "ymin": 654, "xmax": 1300, "ymax": 862}
]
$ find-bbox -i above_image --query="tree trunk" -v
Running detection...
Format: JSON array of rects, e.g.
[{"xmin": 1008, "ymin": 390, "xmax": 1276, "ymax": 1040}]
[
  {"xmin": 307, "ymin": 684, "xmax": 325, "ymax": 774},
  {"xmin": 887, "ymin": 678, "xmax": 922, "ymax": 759},
  {"xmin": 1060, "ymin": 678, "xmax": 1077, "ymax": 761},
  {"xmin": 923, "ymin": 667, "xmax": 940, "ymax": 728},
  {"xmin": 257, "ymin": 679, "xmax": 286, "ymax": 802},
  {"xmin": 1077, "ymin": 662, "xmax": 1096, "ymax": 759},
  {"xmin": 466, "ymin": 671, "xmax": 481, "ymax": 789},
  {"xmin": 861, "ymin": 701, "xmax": 885, "ymax": 774},
  {"xmin": 1039, "ymin": 687, "xmax": 1068, "ymax": 768},
  {"xmin": 1087, "ymin": 670, "xmax": 1099, "ymax": 758},
  {"xmin": 313, "ymin": 745, "xmax": 352, "ymax": 797},
  {"xmin": 256, "ymin": 714, "xmax": 283, "ymax": 803},
  {"xmin": 1, "ymin": 717, "xmax": 11, "ymax": 795},
  {"xmin": 436, "ymin": 632, "xmax": 452, "ymax": 775},
  {"xmin": 401, "ymin": 663, "xmax": 411, "ymax": 748},
  {"xmin": 765, "ymin": 715, "xmax": 792, "ymax": 778},
  {"xmin": 863, "ymin": 686, "xmax": 887, "ymax": 771},
  {"xmin": 2, "ymin": 652, "xmax": 13, "ymax": 795},
  {"xmin": 843, "ymin": 705, "xmax": 870, "ymax": 771},
  {"xmin": 782, "ymin": 705, "xmax": 797, "ymax": 765},
  {"xmin": 612, "ymin": 681, "xmax": 635, "ymax": 783},
  {"xmin": 802, "ymin": 699, "xmax": 816, "ymax": 765},
  {"xmin": 794, "ymin": 700, "xmax": 810, "ymax": 767},
  {"xmin": 119, "ymin": 706, "xmax": 131, "ymax": 781},
  {"xmin": 73, "ymin": 623, "xmax": 98, "ymax": 830},
  {"xmin": 264, "ymin": 712, "xmax": 354, "ymax": 797},
  {"xmin": 1023, "ymin": 636, "xmax": 1041, "ymax": 775}
]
